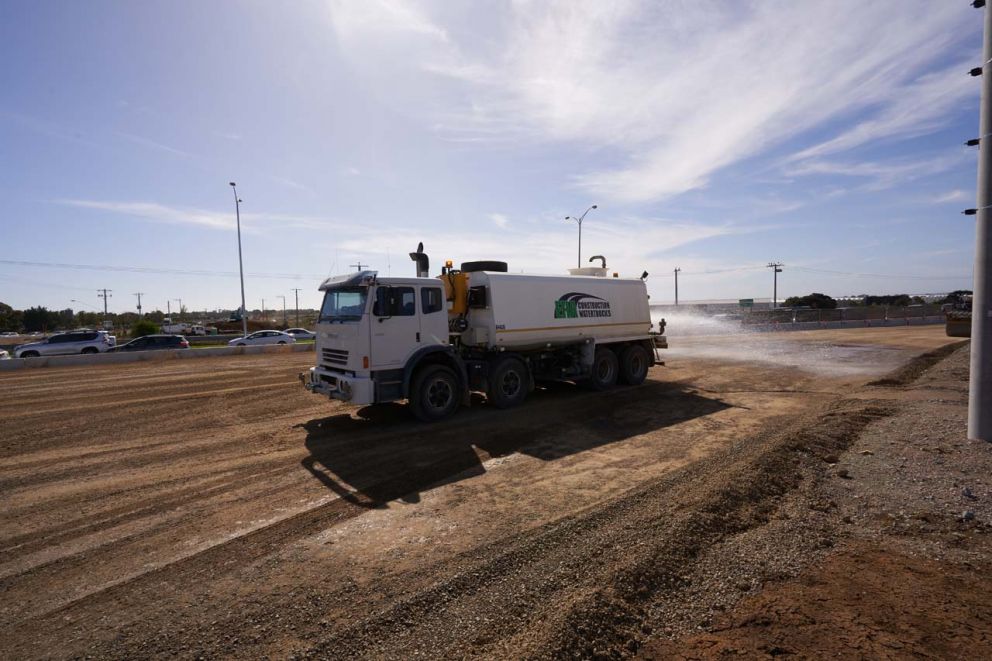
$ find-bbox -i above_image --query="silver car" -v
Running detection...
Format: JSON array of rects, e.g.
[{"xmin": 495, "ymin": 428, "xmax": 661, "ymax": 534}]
[{"xmin": 14, "ymin": 330, "xmax": 117, "ymax": 358}]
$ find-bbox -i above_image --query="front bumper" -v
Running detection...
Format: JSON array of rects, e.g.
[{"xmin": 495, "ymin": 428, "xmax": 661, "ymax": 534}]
[{"xmin": 301, "ymin": 366, "xmax": 375, "ymax": 405}]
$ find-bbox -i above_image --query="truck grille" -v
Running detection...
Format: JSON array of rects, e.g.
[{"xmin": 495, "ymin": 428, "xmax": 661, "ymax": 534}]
[{"xmin": 322, "ymin": 348, "xmax": 349, "ymax": 366}]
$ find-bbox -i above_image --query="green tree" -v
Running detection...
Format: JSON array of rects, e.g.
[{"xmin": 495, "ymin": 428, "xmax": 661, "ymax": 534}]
[
  {"xmin": 939, "ymin": 290, "xmax": 972, "ymax": 306},
  {"xmin": 22, "ymin": 306, "xmax": 60, "ymax": 332},
  {"xmin": 130, "ymin": 319, "xmax": 160, "ymax": 338},
  {"xmin": 0, "ymin": 302, "xmax": 23, "ymax": 332},
  {"xmin": 783, "ymin": 293, "xmax": 837, "ymax": 309}
]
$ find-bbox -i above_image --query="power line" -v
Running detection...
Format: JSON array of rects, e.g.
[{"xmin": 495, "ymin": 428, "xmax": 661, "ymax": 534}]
[
  {"xmin": 0, "ymin": 259, "xmax": 325, "ymax": 280},
  {"xmin": 791, "ymin": 266, "xmax": 971, "ymax": 280}
]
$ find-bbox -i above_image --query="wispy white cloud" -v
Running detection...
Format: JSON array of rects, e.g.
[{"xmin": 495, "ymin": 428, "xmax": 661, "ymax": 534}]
[
  {"xmin": 56, "ymin": 199, "xmax": 342, "ymax": 232},
  {"xmin": 114, "ymin": 131, "xmax": 190, "ymax": 157},
  {"xmin": 785, "ymin": 152, "xmax": 969, "ymax": 191},
  {"xmin": 488, "ymin": 212, "xmax": 509, "ymax": 228},
  {"xmin": 326, "ymin": 1, "xmax": 974, "ymax": 203},
  {"xmin": 932, "ymin": 189, "xmax": 970, "ymax": 204}
]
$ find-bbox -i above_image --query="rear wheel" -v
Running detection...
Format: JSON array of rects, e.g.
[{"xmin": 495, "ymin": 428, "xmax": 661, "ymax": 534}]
[
  {"xmin": 81, "ymin": 347, "xmax": 98, "ymax": 354},
  {"xmin": 277, "ymin": 341, "xmax": 287, "ymax": 345},
  {"xmin": 237, "ymin": 343, "xmax": 246, "ymax": 346},
  {"xmin": 20, "ymin": 351, "xmax": 39, "ymax": 359},
  {"xmin": 585, "ymin": 346, "xmax": 619, "ymax": 390},
  {"xmin": 487, "ymin": 357, "xmax": 529, "ymax": 409},
  {"xmin": 410, "ymin": 364, "xmax": 461, "ymax": 422},
  {"xmin": 618, "ymin": 344, "xmax": 650, "ymax": 385}
]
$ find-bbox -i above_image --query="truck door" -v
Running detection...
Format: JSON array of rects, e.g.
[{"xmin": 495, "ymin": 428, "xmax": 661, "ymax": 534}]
[{"xmin": 370, "ymin": 285, "xmax": 421, "ymax": 368}]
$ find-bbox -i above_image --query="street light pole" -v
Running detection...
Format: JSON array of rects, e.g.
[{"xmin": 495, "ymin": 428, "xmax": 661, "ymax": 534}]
[
  {"xmin": 674, "ymin": 267, "xmax": 681, "ymax": 306},
  {"xmin": 230, "ymin": 182, "xmax": 249, "ymax": 340},
  {"xmin": 277, "ymin": 295, "xmax": 287, "ymax": 326},
  {"xmin": 565, "ymin": 204, "xmax": 598, "ymax": 268}
]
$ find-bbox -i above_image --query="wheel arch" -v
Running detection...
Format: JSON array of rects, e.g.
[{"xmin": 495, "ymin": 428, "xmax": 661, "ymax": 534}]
[{"xmin": 402, "ymin": 346, "xmax": 468, "ymax": 398}]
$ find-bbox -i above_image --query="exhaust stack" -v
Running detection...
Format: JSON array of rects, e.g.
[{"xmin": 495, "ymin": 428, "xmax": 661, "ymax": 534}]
[{"xmin": 409, "ymin": 242, "xmax": 429, "ymax": 278}]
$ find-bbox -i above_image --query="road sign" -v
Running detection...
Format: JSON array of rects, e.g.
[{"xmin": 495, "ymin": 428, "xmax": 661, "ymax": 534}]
[{"xmin": 739, "ymin": 298, "xmax": 754, "ymax": 308}]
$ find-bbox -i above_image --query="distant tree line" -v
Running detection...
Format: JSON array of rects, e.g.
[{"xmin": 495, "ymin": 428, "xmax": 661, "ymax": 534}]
[
  {"xmin": 780, "ymin": 290, "xmax": 972, "ymax": 310},
  {"xmin": 0, "ymin": 302, "xmax": 172, "ymax": 333}
]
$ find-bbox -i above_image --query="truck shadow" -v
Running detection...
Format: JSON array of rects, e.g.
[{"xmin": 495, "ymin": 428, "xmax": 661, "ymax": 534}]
[{"xmin": 299, "ymin": 381, "xmax": 731, "ymax": 508}]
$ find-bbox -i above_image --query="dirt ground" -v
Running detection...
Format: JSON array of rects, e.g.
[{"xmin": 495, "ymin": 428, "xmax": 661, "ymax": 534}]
[{"xmin": 0, "ymin": 325, "xmax": 985, "ymax": 659}]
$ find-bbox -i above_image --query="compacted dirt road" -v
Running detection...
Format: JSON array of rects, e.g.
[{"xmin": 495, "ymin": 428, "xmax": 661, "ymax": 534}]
[{"xmin": 0, "ymin": 326, "xmax": 976, "ymax": 658}]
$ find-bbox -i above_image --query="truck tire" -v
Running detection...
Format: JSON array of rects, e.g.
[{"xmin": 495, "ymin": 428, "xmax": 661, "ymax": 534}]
[
  {"xmin": 410, "ymin": 364, "xmax": 461, "ymax": 422},
  {"xmin": 618, "ymin": 344, "xmax": 650, "ymax": 385},
  {"xmin": 460, "ymin": 260, "xmax": 508, "ymax": 273},
  {"xmin": 487, "ymin": 357, "xmax": 528, "ymax": 409},
  {"xmin": 585, "ymin": 346, "xmax": 619, "ymax": 390}
]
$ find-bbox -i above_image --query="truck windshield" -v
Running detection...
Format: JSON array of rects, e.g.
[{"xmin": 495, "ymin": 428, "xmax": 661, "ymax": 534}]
[{"xmin": 319, "ymin": 287, "xmax": 367, "ymax": 323}]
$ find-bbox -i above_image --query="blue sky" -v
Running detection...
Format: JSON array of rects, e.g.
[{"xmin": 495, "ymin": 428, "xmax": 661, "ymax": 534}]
[{"xmin": 0, "ymin": 0, "xmax": 984, "ymax": 314}]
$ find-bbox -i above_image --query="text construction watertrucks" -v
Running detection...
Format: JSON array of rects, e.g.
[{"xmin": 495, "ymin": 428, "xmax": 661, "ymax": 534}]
[{"xmin": 302, "ymin": 245, "xmax": 667, "ymax": 421}]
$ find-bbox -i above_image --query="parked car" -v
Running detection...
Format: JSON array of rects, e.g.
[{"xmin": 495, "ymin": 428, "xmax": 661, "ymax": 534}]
[
  {"xmin": 284, "ymin": 327, "xmax": 316, "ymax": 340},
  {"xmin": 1, "ymin": 331, "xmax": 19, "ymax": 338},
  {"xmin": 13, "ymin": 330, "xmax": 117, "ymax": 358},
  {"xmin": 108, "ymin": 334, "xmax": 190, "ymax": 352},
  {"xmin": 228, "ymin": 330, "xmax": 296, "ymax": 346}
]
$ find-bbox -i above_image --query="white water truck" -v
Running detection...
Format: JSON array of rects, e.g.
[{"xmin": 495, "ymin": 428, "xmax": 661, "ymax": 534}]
[{"xmin": 302, "ymin": 244, "xmax": 667, "ymax": 421}]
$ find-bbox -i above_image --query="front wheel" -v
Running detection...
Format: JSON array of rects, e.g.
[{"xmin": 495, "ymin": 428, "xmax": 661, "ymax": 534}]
[
  {"xmin": 81, "ymin": 347, "xmax": 99, "ymax": 355},
  {"xmin": 277, "ymin": 341, "xmax": 287, "ymax": 345},
  {"xmin": 20, "ymin": 351, "xmax": 40, "ymax": 359},
  {"xmin": 584, "ymin": 346, "xmax": 619, "ymax": 390},
  {"xmin": 618, "ymin": 344, "xmax": 650, "ymax": 385},
  {"xmin": 237, "ymin": 343, "xmax": 246, "ymax": 347},
  {"xmin": 487, "ymin": 357, "xmax": 529, "ymax": 409},
  {"xmin": 410, "ymin": 364, "xmax": 461, "ymax": 422}
]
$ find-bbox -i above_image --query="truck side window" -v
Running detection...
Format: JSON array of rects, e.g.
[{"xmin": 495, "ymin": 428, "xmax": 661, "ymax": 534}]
[
  {"xmin": 376, "ymin": 286, "xmax": 416, "ymax": 316},
  {"xmin": 421, "ymin": 287, "xmax": 443, "ymax": 314}
]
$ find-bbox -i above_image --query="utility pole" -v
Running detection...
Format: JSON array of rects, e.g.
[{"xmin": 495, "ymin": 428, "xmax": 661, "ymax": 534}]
[
  {"xmin": 133, "ymin": 292, "xmax": 144, "ymax": 317},
  {"xmin": 674, "ymin": 267, "xmax": 681, "ymax": 305},
  {"xmin": 261, "ymin": 298, "xmax": 265, "ymax": 321},
  {"xmin": 969, "ymin": 0, "xmax": 992, "ymax": 442},
  {"xmin": 291, "ymin": 288, "xmax": 302, "ymax": 326},
  {"xmin": 767, "ymin": 263, "xmax": 783, "ymax": 309},
  {"xmin": 167, "ymin": 300, "xmax": 171, "ymax": 316},
  {"xmin": 97, "ymin": 289, "xmax": 112, "ymax": 315},
  {"xmin": 277, "ymin": 295, "xmax": 287, "ymax": 326},
  {"xmin": 349, "ymin": 262, "xmax": 368, "ymax": 272},
  {"xmin": 173, "ymin": 299, "xmax": 183, "ymax": 321}
]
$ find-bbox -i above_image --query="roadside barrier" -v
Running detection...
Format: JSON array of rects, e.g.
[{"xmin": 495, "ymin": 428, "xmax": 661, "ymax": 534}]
[{"xmin": 0, "ymin": 342, "xmax": 314, "ymax": 372}]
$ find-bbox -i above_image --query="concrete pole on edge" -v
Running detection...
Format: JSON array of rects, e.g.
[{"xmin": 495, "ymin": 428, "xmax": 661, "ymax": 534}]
[{"xmin": 970, "ymin": 0, "xmax": 992, "ymax": 442}]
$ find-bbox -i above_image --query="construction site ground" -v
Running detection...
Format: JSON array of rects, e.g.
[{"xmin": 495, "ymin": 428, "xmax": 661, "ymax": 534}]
[{"xmin": 1, "ymin": 325, "xmax": 988, "ymax": 658}]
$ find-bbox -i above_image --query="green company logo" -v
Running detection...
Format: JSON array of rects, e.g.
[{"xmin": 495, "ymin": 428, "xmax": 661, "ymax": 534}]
[{"xmin": 554, "ymin": 292, "xmax": 611, "ymax": 319}]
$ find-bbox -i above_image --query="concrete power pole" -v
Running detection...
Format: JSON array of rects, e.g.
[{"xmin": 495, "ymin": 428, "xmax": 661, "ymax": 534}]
[
  {"xmin": 674, "ymin": 267, "xmax": 681, "ymax": 305},
  {"xmin": 133, "ymin": 292, "xmax": 144, "ymax": 317},
  {"xmin": 970, "ymin": 0, "xmax": 992, "ymax": 442},
  {"xmin": 767, "ymin": 263, "xmax": 783, "ymax": 309},
  {"xmin": 291, "ymin": 288, "xmax": 303, "ymax": 326},
  {"xmin": 97, "ymin": 289, "xmax": 112, "ymax": 315}
]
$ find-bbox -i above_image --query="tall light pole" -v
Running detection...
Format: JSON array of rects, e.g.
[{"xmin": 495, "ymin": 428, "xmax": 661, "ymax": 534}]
[
  {"xmin": 969, "ymin": 0, "xmax": 992, "ymax": 442},
  {"xmin": 767, "ymin": 262, "xmax": 783, "ymax": 309},
  {"xmin": 565, "ymin": 204, "xmax": 598, "ymax": 268},
  {"xmin": 230, "ymin": 182, "xmax": 249, "ymax": 340},
  {"xmin": 674, "ymin": 267, "xmax": 681, "ymax": 306},
  {"xmin": 277, "ymin": 294, "xmax": 287, "ymax": 326},
  {"xmin": 291, "ymin": 288, "xmax": 303, "ymax": 326}
]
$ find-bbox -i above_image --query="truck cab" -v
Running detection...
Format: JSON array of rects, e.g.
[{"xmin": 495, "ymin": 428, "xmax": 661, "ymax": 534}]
[{"xmin": 305, "ymin": 271, "xmax": 451, "ymax": 407}]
